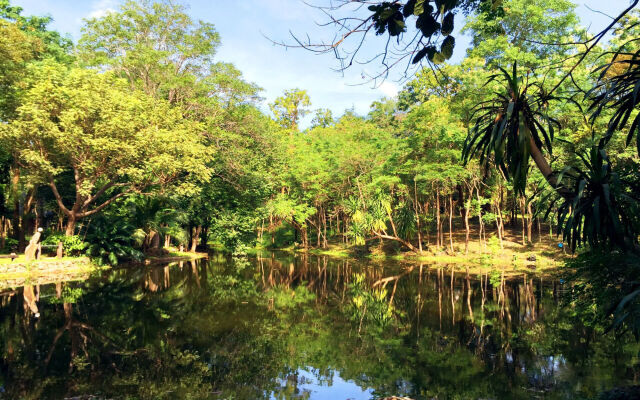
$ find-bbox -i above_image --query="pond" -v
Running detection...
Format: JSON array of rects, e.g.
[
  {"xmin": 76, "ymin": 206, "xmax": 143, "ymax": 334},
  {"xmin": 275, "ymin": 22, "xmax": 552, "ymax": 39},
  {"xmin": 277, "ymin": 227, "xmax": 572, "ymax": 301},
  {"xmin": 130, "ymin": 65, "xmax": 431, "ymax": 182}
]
[{"xmin": 0, "ymin": 253, "xmax": 638, "ymax": 399}]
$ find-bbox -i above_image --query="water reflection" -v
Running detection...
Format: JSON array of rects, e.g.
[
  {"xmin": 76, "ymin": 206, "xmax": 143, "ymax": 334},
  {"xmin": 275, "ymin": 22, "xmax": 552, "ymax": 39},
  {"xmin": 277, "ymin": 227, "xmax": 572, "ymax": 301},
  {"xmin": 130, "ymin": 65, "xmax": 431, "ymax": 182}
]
[{"xmin": 0, "ymin": 253, "xmax": 637, "ymax": 399}]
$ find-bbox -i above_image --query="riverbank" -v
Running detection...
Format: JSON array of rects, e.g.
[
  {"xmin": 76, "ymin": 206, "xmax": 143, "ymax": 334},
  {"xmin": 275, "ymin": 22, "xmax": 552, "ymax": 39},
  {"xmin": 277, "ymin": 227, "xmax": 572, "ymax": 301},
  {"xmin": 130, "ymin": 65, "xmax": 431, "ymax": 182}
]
[
  {"xmin": 141, "ymin": 250, "xmax": 208, "ymax": 265},
  {"xmin": 258, "ymin": 228, "xmax": 567, "ymax": 277},
  {"xmin": 0, "ymin": 251, "xmax": 208, "ymax": 288},
  {"xmin": 0, "ymin": 257, "xmax": 98, "ymax": 290}
]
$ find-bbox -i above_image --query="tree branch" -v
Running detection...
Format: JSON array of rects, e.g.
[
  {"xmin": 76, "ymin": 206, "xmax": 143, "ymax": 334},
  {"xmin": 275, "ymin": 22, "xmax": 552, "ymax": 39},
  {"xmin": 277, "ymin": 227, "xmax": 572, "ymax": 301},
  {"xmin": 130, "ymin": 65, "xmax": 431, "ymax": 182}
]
[
  {"xmin": 49, "ymin": 180, "xmax": 71, "ymax": 216},
  {"xmin": 76, "ymin": 190, "xmax": 133, "ymax": 218}
]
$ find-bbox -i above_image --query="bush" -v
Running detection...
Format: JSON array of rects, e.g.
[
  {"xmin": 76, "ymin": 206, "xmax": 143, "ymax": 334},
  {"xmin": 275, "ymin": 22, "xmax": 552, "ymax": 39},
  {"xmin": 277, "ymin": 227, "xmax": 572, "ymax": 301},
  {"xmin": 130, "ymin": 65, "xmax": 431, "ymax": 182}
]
[
  {"xmin": 84, "ymin": 217, "xmax": 143, "ymax": 266},
  {"xmin": 42, "ymin": 233, "xmax": 87, "ymax": 256},
  {"xmin": 1, "ymin": 237, "xmax": 18, "ymax": 252}
]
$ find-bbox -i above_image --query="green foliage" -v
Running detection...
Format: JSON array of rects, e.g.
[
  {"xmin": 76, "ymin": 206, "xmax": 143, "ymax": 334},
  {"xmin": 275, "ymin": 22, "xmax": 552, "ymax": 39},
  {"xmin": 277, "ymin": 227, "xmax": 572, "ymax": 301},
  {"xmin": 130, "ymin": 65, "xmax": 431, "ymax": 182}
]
[
  {"xmin": 78, "ymin": 0, "xmax": 221, "ymax": 105},
  {"xmin": 1, "ymin": 0, "xmax": 640, "ymax": 354},
  {"xmin": 0, "ymin": 0, "xmax": 72, "ymax": 62},
  {"xmin": 462, "ymin": 0, "xmax": 578, "ymax": 68},
  {"xmin": 589, "ymin": 46, "xmax": 640, "ymax": 156},
  {"xmin": 0, "ymin": 0, "xmax": 72, "ymax": 119},
  {"xmin": 555, "ymin": 143, "xmax": 639, "ymax": 250},
  {"xmin": 41, "ymin": 233, "xmax": 87, "ymax": 256},
  {"xmin": 311, "ymin": 108, "xmax": 333, "ymax": 128},
  {"xmin": 269, "ymin": 88, "xmax": 311, "ymax": 130},
  {"xmin": 366, "ymin": 0, "xmax": 464, "ymax": 64},
  {"xmin": 0, "ymin": 60, "xmax": 212, "ymax": 236},
  {"xmin": 1, "ymin": 237, "xmax": 18, "ymax": 252},
  {"xmin": 463, "ymin": 63, "xmax": 559, "ymax": 195},
  {"xmin": 85, "ymin": 217, "xmax": 143, "ymax": 266},
  {"xmin": 489, "ymin": 269, "xmax": 502, "ymax": 287},
  {"xmin": 209, "ymin": 209, "xmax": 257, "ymax": 254}
]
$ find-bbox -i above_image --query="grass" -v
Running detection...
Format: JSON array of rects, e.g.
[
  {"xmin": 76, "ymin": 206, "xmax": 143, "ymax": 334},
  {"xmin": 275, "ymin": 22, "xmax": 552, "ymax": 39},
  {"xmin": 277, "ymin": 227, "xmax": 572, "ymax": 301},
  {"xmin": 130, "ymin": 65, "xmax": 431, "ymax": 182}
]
[
  {"xmin": 0, "ymin": 255, "xmax": 90, "ymax": 265},
  {"xmin": 0, "ymin": 256, "xmax": 99, "ymax": 285},
  {"xmin": 0, "ymin": 247, "xmax": 207, "ymax": 284}
]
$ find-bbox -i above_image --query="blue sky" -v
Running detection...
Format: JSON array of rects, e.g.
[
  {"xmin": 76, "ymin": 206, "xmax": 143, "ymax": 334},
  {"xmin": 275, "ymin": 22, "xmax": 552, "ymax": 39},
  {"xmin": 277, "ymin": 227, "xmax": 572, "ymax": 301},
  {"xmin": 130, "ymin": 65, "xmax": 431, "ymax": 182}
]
[{"xmin": 10, "ymin": 0, "xmax": 633, "ymax": 127}]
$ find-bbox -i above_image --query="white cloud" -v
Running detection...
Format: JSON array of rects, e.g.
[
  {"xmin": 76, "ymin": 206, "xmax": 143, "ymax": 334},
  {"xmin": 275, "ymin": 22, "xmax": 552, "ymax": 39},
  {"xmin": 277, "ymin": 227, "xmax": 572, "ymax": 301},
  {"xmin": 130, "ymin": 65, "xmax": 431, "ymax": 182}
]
[
  {"xmin": 86, "ymin": 0, "xmax": 118, "ymax": 19},
  {"xmin": 377, "ymin": 81, "xmax": 399, "ymax": 98}
]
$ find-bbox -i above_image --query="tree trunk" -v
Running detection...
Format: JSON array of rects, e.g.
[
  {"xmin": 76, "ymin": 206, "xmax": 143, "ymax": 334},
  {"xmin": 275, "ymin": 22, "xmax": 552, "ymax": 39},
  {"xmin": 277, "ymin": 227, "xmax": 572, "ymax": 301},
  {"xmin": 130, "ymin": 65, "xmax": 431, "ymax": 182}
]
[
  {"xmin": 10, "ymin": 168, "xmax": 26, "ymax": 250},
  {"xmin": 0, "ymin": 216, "xmax": 5, "ymax": 250},
  {"xmin": 200, "ymin": 226, "xmax": 208, "ymax": 248},
  {"xmin": 414, "ymin": 180, "xmax": 423, "ymax": 253},
  {"xmin": 496, "ymin": 202, "xmax": 505, "ymax": 250},
  {"xmin": 424, "ymin": 201, "xmax": 430, "ymax": 245},
  {"xmin": 436, "ymin": 189, "xmax": 441, "ymax": 250},
  {"xmin": 323, "ymin": 210, "xmax": 328, "ymax": 248},
  {"xmin": 190, "ymin": 225, "xmax": 202, "ymax": 252},
  {"xmin": 259, "ymin": 219, "xmax": 264, "ymax": 241},
  {"xmin": 65, "ymin": 215, "xmax": 77, "ymax": 237},
  {"xmin": 528, "ymin": 135, "xmax": 573, "ymax": 199},
  {"xmin": 292, "ymin": 217, "xmax": 299, "ymax": 243},
  {"xmin": 537, "ymin": 218, "xmax": 542, "ymax": 243},
  {"xmin": 496, "ymin": 184, "xmax": 505, "ymax": 249},
  {"xmin": 526, "ymin": 201, "xmax": 533, "ymax": 244},
  {"xmin": 150, "ymin": 231, "xmax": 160, "ymax": 249},
  {"xmin": 464, "ymin": 192, "xmax": 470, "ymax": 255},
  {"xmin": 476, "ymin": 186, "xmax": 485, "ymax": 251},
  {"xmin": 520, "ymin": 197, "xmax": 526, "ymax": 246},
  {"xmin": 448, "ymin": 194, "xmax": 454, "ymax": 254}
]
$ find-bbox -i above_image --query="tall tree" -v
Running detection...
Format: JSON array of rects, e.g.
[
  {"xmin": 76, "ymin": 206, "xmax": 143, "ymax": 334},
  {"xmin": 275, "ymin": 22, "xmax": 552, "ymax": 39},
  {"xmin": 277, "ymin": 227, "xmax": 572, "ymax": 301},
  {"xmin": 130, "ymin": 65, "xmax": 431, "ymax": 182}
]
[{"xmin": 78, "ymin": 0, "xmax": 220, "ymax": 105}]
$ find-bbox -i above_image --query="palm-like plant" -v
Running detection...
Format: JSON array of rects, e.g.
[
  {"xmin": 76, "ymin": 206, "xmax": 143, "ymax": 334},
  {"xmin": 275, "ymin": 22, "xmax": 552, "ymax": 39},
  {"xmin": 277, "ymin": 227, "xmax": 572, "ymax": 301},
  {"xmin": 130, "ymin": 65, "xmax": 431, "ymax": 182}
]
[
  {"xmin": 463, "ymin": 63, "xmax": 639, "ymax": 252},
  {"xmin": 554, "ymin": 142, "xmax": 638, "ymax": 250},
  {"xmin": 462, "ymin": 63, "xmax": 562, "ymax": 197},
  {"xmin": 589, "ymin": 45, "xmax": 640, "ymax": 155},
  {"xmin": 129, "ymin": 197, "xmax": 188, "ymax": 250}
]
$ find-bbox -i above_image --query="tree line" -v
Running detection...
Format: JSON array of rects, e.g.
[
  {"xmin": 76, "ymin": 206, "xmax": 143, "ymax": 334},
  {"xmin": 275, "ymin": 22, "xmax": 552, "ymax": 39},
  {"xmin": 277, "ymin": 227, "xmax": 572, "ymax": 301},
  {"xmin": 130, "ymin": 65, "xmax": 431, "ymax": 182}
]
[{"xmin": 1, "ymin": 0, "xmax": 639, "ymax": 259}]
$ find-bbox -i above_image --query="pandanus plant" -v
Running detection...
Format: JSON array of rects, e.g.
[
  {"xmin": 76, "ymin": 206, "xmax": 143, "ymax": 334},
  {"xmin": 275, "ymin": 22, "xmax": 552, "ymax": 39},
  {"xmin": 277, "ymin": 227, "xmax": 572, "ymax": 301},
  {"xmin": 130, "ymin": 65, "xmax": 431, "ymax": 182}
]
[
  {"xmin": 462, "ymin": 63, "xmax": 563, "ymax": 197},
  {"xmin": 589, "ymin": 43, "xmax": 640, "ymax": 155},
  {"xmin": 463, "ymin": 63, "xmax": 640, "ymax": 252},
  {"xmin": 553, "ymin": 142, "xmax": 638, "ymax": 251}
]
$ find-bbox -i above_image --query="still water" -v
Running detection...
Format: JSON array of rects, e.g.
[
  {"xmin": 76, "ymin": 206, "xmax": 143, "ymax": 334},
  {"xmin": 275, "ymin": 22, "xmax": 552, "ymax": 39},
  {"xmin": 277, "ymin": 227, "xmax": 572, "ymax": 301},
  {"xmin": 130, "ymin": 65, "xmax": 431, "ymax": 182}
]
[{"xmin": 0, "ymin": 253, "xmax": 638, "ymax": 399}]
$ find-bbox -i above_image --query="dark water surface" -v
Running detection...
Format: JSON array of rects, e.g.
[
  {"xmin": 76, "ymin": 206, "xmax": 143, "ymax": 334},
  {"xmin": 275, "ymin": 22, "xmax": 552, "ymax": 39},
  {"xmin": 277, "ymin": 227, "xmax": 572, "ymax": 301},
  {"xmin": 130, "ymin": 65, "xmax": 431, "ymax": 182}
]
[{"xmin": 0, "ymin": 253, "xmax": 638, "ymax": 399}]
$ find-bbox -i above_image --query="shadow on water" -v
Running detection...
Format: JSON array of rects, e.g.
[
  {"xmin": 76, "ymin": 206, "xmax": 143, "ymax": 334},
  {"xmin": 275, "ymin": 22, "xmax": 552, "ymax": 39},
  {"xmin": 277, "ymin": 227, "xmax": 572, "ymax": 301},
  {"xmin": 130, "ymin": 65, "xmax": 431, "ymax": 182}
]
[{"xmin": 0, "ymin": 253, "xmax": 638, "ymax": 399}]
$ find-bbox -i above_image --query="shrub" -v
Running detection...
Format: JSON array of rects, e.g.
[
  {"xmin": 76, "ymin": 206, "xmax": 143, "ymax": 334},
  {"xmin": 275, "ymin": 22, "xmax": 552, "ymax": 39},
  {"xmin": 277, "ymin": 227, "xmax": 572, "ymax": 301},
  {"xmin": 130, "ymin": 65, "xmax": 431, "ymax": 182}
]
[
  {"xmin": 42, "ymin": 233, "xmax": 87, "ymax": 256},
  {"xmin": 84, "ymin": 217, "xmax": 143, "ymax": 266},
  {"xmin": 1, "ymin": 237, "xmax": 18, "ymax": 252}
]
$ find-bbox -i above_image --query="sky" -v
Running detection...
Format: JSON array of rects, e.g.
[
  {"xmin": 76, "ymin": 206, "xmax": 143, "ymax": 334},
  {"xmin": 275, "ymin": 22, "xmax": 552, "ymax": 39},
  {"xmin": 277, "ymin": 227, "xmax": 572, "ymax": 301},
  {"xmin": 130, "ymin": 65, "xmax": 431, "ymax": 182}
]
[{"xmin": 10, "ymin": 0, "xmax": 635, "ymax": 127}]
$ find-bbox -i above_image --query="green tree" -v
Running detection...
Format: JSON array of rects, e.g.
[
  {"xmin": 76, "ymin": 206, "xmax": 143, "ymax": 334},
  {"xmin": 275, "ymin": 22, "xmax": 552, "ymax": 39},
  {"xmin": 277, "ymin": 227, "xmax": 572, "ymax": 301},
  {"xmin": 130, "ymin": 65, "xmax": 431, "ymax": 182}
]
[
  {"xmin": 78, "ymin": 0, "xmax": 220, "ymax": 105},
  {"xmin": 311, "ymin": 108, "xmax": 333, "ymax": 128},
  {"xmin": 0, "ymin": 61, "xmax": 211, "ymax": 235},
  {"xmin": 270, "ymin": 88, "xmax": 311, "ymax": 130},
  {"xmin": 462, "ymin": 0, "xmax": 579, "ymax": 68}
]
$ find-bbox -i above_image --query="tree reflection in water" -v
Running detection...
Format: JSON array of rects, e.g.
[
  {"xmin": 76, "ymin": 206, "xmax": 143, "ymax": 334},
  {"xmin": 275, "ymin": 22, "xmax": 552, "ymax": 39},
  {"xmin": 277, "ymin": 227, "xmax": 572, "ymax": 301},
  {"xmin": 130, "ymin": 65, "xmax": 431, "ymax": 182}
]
[{"xmin": 0, "ymin": 253, "xmax": 638, "ymax": 399}]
